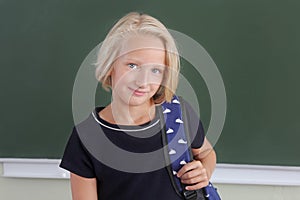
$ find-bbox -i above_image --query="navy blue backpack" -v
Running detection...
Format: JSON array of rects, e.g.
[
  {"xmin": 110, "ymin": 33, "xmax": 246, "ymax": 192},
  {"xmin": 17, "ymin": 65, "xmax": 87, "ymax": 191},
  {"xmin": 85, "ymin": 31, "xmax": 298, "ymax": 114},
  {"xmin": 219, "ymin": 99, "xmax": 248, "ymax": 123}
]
[{"xmin": 161, "ymin": 96, "xmax": 221, "ymax": 200}]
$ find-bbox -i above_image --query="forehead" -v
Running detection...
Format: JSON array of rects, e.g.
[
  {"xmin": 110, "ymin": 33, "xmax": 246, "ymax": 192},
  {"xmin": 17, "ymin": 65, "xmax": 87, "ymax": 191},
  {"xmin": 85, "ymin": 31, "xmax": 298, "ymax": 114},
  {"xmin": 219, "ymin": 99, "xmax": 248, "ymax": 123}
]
[{"xmin": 118, "ymin": 35, "xmax": 166, "ymax": 64}]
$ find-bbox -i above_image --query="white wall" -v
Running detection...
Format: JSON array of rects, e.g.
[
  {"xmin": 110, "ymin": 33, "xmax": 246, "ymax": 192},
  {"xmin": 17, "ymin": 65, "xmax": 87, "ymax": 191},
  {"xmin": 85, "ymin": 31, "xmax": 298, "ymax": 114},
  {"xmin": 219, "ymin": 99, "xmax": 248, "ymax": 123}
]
[
  {"xmin": 1, "ymin": 163, "xmax": 300, "ymax": 200},
  {"xmin": 0, "ymin": 164, "xmax": 71, "ymax": 200},
  {"xmin": 216, "ymin": 184, "xmax": 300, "ymax": 200}
]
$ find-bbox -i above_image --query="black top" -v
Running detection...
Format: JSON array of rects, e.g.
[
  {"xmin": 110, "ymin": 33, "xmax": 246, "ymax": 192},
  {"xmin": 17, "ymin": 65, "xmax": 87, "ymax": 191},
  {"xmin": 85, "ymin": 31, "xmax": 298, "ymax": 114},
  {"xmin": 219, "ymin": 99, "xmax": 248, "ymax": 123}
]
[{"xmin": 60, "ymin": 100, "xmax": 205, "ymax": 200}]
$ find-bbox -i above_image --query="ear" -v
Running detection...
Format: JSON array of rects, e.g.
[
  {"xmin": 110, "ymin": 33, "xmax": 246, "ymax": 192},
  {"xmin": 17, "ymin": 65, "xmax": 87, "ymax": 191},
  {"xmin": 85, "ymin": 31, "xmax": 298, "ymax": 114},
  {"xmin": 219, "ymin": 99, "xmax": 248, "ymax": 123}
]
[{"xmin": 101, "ymin": 65, "xmax": 114, "ymax": 88}]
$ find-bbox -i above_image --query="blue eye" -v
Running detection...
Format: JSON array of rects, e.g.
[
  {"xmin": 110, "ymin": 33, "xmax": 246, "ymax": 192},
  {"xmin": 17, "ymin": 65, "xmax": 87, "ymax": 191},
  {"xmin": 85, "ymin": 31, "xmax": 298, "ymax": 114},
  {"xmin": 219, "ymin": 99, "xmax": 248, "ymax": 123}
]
[
  {"xmin": 151, "ymin": 68, "xmax": 163, "ymax": 74},
  {"xmin": 128, "ymin": 63, "xmax": 138, "ymax": 69}
]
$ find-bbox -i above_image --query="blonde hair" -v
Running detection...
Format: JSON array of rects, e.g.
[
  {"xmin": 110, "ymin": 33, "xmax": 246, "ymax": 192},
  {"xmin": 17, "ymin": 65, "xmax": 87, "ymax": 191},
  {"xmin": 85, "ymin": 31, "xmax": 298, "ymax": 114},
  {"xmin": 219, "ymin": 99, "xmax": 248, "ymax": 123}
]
[{"xmin": 95, "ymin": 12, "xmax": 180, "ymax": 103}]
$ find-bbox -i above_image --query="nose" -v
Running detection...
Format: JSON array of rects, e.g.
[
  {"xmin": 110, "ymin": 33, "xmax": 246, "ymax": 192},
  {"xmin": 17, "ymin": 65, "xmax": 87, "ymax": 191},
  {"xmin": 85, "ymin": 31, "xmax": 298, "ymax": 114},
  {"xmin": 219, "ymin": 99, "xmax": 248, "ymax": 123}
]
[{"xmin": 135, "ymin": 68, "xmax": 149, "ymax": 87}]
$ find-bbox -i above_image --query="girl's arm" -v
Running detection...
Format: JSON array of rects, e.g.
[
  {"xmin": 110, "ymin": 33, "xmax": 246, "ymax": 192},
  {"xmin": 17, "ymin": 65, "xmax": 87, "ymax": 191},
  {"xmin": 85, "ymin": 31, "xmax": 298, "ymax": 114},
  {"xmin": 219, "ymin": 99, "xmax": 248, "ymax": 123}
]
[
  {"xmin": 70, "ymin": 173, "xmax": 98, "ymax": 200},
  {"xmin": 192, "ymin": 138, "xmax": 217, "ymax": 179},
  {"xmin": 176, "ymin": 138, "xmax": 216, "ymax": 190}
]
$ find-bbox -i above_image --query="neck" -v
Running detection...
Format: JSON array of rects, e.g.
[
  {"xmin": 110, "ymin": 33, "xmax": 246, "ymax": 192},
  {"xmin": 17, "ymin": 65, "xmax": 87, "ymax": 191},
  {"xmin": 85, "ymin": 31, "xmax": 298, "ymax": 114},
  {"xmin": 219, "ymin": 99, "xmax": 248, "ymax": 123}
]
[{"xmin": 101, "ymin": 100, "xmax": 156, "ymax": 126}]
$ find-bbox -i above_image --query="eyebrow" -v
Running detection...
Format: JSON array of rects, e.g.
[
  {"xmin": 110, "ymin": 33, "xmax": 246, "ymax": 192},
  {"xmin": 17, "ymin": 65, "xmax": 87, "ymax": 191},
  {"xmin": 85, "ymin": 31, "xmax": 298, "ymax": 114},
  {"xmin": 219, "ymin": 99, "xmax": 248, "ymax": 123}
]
[
  {"xmin": 124, "ymin": 57, "xmax": 142, "ymax": 64},
  {"xmin": 124, "ymin": 57, "xmax": 166, "ymax": 67}
]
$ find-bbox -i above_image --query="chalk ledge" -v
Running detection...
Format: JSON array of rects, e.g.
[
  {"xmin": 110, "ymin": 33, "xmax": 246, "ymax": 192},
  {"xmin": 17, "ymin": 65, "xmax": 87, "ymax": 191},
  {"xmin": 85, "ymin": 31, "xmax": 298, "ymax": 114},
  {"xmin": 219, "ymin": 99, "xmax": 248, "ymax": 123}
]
[{"xmin": 1, "ymin": 159, "xmax": 300, "ymax": 186}]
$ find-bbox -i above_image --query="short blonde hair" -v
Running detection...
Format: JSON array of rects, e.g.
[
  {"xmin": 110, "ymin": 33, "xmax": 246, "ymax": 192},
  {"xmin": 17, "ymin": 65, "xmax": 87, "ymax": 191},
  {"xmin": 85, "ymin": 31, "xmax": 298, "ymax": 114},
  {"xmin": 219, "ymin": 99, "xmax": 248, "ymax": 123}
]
[{"xmin": 95, "ymin": 12, "xmax": 180, "ymax": 103}]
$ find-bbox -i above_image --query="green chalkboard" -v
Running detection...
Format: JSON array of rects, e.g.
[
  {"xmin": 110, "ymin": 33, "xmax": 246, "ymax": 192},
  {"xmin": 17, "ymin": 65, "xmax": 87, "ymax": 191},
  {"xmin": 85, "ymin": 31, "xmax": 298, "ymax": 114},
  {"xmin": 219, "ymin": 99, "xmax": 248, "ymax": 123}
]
[{"xmin": 1, "ymin": 0, "xmax": 299, "ymax": 166}]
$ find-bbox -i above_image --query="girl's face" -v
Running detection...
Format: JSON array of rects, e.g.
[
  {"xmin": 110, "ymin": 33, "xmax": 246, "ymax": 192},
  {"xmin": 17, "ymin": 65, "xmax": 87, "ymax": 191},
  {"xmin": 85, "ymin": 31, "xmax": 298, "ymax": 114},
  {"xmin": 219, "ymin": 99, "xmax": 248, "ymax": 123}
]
[{"xmin": 110, "ymin": 35, "xmax": 166, "ymax": 107}]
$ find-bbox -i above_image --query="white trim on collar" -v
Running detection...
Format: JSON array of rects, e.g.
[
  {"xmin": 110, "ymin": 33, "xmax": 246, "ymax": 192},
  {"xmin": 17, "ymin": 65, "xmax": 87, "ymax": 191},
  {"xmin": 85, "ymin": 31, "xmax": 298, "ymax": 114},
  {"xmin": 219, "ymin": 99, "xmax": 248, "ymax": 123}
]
[{"xmin": 91, "ymin": 112, "xmax": 160, "ymax": 132}]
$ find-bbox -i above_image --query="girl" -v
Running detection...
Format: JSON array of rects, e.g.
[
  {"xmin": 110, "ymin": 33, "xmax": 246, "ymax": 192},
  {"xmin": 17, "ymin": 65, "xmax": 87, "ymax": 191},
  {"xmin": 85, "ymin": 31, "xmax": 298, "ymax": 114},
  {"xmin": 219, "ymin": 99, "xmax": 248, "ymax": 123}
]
[{"xmin": 60, "ymin": 12, "xmax": 217, "ymax": 200}]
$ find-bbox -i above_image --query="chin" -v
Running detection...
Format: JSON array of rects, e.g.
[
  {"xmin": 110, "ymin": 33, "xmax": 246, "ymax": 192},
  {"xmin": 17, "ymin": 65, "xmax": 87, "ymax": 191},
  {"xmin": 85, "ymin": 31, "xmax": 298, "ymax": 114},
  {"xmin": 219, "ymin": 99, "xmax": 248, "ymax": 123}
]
[{"xmin": 128, "ymin": 95, "xmax": 152, "ymax": 106}]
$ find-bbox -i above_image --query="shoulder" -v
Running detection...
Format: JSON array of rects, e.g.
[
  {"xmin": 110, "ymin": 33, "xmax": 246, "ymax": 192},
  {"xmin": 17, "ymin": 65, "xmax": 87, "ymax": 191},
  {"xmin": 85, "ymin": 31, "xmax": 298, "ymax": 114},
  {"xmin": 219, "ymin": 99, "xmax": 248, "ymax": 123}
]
[
  {"xmin": 179, "ymin": 96, "xmax": 205, "ymax": 148},
  {"xmin": 75, "ymin": 106, "xmax": 103, "ymax": 132},
  {"xmin": 177, "ymin": 96, "xmax": 200, "ymax": 123}
]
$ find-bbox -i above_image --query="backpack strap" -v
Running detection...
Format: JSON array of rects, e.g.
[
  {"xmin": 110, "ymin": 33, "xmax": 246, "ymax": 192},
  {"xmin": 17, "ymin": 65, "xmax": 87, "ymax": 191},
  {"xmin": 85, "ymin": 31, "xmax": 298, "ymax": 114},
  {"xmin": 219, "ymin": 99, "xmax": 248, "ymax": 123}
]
[
  {"xmin": 161, "ymin": 95, "xmax": 221, "ymax": 200},
  {"xmin": 161, "ymin": 95, "xmax": 199, "ymax": 200}
]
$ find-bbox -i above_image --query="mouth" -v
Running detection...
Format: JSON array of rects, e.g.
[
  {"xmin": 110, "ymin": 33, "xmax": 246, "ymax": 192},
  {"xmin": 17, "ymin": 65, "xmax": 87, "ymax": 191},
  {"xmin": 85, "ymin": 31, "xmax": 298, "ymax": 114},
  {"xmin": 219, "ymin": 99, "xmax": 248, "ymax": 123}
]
[{"xmin": 129, "ymin": 88, "xmax": 149, "ymax": 96}]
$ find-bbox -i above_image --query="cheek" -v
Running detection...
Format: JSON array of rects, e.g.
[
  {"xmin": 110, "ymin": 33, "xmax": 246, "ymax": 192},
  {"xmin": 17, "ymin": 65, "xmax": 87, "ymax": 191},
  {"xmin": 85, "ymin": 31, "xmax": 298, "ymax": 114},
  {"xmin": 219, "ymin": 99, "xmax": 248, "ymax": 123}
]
[
  {"xmin": 152, "ymin": 74, "xmax": 164, "ymax": 86},
  {"xmin": 111, "ymin": 71, "xmax": 136, "ymax": 89},
  {"xmin": 120, "ymin": 73, "xmax": 136, "ymax": 85},
  {"xmin": 150, "ymin": 82, "xmax": 162, "ymax": 93},
  {"xmin": 154, "ymin": 75, "xmax": 164, "ymax": 87}
]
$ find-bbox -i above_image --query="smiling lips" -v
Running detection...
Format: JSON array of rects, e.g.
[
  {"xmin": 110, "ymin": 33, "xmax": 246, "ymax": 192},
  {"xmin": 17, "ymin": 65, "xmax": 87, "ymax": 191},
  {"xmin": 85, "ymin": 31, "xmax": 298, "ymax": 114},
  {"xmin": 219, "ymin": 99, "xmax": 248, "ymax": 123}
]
[{"xmin": 129, "ymin": 87, "xmax": 149, "ymax": 96}]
